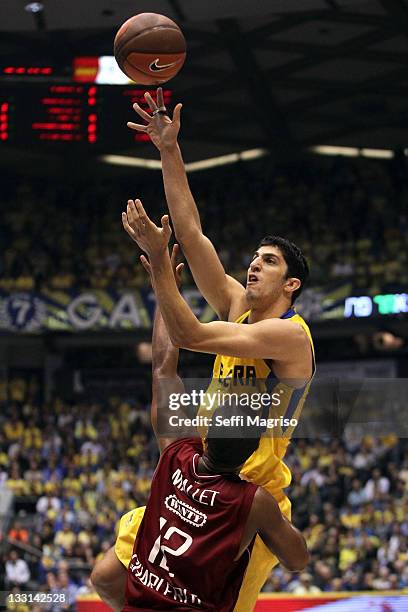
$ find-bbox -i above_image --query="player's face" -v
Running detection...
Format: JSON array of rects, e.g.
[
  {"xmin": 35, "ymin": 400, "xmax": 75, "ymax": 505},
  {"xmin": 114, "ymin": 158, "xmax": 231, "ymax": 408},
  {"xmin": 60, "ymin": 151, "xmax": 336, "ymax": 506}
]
[{"xmin": 246, "ymin": 245, "xmax": 290, "ymax": 305}]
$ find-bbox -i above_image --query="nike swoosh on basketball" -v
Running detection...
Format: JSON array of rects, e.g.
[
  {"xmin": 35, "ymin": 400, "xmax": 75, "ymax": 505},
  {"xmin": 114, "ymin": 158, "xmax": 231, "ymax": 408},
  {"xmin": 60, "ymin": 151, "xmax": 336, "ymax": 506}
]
[{"xmin": 149, "ymin": 58, "xmax": 179, "ymax": 72}]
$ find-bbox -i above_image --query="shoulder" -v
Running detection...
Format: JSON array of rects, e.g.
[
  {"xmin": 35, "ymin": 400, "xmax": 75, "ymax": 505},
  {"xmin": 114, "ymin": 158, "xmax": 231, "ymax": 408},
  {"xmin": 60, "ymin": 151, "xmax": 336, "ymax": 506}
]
[
  {"xmin": 256, "ymin": 317, "xmax": 310, "ymax": 345},
  {"xmin": 226, "ymin": 275, "xmax": 247, "ymax": 321},
  {"xmin": 252, "ymin": 487, "xmax": 282, "ymax": 524}
]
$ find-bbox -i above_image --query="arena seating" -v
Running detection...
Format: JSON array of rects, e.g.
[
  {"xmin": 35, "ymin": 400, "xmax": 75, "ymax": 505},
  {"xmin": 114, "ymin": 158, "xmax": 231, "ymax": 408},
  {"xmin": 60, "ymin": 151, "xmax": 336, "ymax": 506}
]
[
  {"xmin": 1, "ymin": 374, "xmax": 407, "ymax": 598},
  {"xmin": 1, "ymin": 155, "xmax": 407, "ymax": 295}
]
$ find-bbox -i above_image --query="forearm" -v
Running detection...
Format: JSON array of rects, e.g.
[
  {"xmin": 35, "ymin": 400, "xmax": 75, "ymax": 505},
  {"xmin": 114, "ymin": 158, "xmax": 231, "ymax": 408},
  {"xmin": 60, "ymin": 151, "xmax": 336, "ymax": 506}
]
[
  {"xmin": 268, "ymin": 518, "xmax": 310, "ymax": 572},
  {"xmin": 160, "ymin": 144, "xmax": 202, "ymax": 240},
  {"xmin": 93, "ymin": 584, "xmax": 124, "ymax": 612},
  {"xmin": 152, "ymin": 303, "xmax": 179, "ymax": 376},
  {"xmin": 90, "ymin": 547, "xmax": 126, "ymax": 612},
  {"xmin": 150, "ymin": 250, "xmax": 202, "ymax": 347}
]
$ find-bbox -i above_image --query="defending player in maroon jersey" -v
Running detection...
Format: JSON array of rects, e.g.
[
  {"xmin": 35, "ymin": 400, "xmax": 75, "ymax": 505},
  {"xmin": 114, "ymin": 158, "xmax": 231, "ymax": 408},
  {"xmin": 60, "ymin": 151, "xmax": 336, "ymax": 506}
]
[{"xmin": 123, "ymin": 436, "xmax": 258, "ymax": 611}]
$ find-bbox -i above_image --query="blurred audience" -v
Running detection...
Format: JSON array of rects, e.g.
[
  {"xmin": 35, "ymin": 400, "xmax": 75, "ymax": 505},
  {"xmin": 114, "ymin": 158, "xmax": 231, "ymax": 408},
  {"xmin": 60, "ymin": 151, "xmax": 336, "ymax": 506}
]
[
  {"xmin": 0, "ymin": 371, "xmax": 407, "ymax": 596},
  {"xmin": 0, "ymin": 155, "xmax": 406, "ymax": 295}
]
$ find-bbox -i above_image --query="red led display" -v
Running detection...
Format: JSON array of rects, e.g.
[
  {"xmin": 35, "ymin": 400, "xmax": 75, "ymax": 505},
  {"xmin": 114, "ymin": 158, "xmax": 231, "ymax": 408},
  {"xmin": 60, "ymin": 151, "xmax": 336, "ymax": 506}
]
[
  {"xmin": 3, "ymin": 66, "xmax": 53, "ymax": 75},
  {"xmin": 27, "ymin": 84, "xmax": 91, "ymax": 142},
  {"xmin": 87, "ymin": 87, "xmax": 98, "ymax": 143},
  {"xmin": 0, "ymin": 101, "xmax": 10, "ymax": 141},
  {"xmin": 0, "ymin": 84, "xmax": 172, "ymax": 148}
]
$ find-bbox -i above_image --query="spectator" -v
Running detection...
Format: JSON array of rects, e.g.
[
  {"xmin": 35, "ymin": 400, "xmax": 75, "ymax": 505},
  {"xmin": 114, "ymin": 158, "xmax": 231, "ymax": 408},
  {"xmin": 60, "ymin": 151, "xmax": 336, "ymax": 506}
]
[
  {"xmin": 5, "ymin": 550, "xmax": 30, "ymax": 588},
  {"xmin": 347, "ymin": 478, "xmax": 367, "ymax": 507},
  {"xmin": 364, "ymin": 468, "xmax": 390, "ymax": 501},
  {"xmin": 291, "ymin": 572, "xmax": 322, "ymax": 594},
  {"xmin": 8, "ymin": 520, "xmax": 29, "ymax": 544}
]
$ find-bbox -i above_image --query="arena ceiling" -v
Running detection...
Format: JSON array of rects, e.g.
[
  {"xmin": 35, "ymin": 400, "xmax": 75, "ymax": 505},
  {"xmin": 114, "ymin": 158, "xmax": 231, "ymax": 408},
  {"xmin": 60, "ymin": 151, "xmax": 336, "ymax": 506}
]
[{"xmin": 1, "ymin": 0, "xmax": 408, "ymax": 164}]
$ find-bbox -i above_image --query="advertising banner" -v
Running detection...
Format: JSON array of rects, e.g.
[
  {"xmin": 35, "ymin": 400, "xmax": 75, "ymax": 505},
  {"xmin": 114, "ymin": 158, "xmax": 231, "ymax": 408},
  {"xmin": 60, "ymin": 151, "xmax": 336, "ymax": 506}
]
[{"xmin": 0, "ymin": 283, "xmax": 405, "ymax": 333}]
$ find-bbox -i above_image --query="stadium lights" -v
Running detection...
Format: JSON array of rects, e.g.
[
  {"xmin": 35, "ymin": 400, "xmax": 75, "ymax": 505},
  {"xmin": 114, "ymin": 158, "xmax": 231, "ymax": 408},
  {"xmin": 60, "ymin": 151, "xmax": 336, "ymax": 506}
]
[
  {"xmin": 100, "ymin": 148, "xmax": 269, "ymax": 172},
  {"xmin": 25, "ymin": 2, "xmax": 44, "ymax": 12},
  {"xmin": 311, "ymin": 145, "xmax": 359, "ymax": 157},
  {"xmin": 361, "ymin": 148, "xmax": 393, "ymax": 159},
  {"xmin": 311, "ymin": 145, "xmax": 397, "ymax": 159},
  {"xmin": 100, "ymin": 155, "xmax": 162, "ymax": 169}
]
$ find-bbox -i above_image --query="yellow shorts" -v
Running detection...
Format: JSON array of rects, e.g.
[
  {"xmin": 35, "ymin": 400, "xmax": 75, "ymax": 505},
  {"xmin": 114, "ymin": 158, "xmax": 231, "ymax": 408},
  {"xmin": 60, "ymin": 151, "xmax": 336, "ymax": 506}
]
[{"xmin": 114, "ymin": 492, "xmax": 291, "ymax": 612}]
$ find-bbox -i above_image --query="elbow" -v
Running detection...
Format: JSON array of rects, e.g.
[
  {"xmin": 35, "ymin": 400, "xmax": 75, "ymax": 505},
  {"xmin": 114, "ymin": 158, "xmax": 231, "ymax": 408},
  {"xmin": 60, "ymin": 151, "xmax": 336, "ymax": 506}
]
[
  {"xmin": 171, "ymin": 322, "xmax": 203, "ymax": 351},
  {"xmin": 90, "ymin": 563, "xmax": 106, "ymax": 591},
  {"xmin": 168, "ymin": 329, "xmax": 185, "ymax": 349},
  {"xmin": 174, "ymin": 226, "xmax": 202, "ymax": 249},
  {"xmin": 284, "ymin": 549, "xmax": 310, "ymax": 572}
]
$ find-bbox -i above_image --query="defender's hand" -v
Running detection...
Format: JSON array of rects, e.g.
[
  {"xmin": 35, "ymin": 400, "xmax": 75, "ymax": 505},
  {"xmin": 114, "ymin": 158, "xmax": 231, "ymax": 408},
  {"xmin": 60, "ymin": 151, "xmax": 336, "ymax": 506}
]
[
  {"xmin": 141, "ymin": 244, "xmax": 184, "ymax": 288},
  {"xmin": 122, "ymin": 199, "xmax": 172, "ymax": 257},
  {"xmin": 127, "ymin": 87, "xmax": 182, "ymax": 151}
]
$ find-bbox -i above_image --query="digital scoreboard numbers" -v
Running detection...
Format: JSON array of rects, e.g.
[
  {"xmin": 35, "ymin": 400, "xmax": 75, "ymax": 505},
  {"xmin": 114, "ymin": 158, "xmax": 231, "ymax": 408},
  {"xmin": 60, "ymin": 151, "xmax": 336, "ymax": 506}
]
[
  {"xmin": 0, "ymin": 82, "xmax": 172, "ymax": 150},
  {"xmin": 30, "ymin": 85, "xmax": 89, "ymax": 143},
  {"xmin": 0, "ymin": 100, "xmax": 11, "ymax": 142}
]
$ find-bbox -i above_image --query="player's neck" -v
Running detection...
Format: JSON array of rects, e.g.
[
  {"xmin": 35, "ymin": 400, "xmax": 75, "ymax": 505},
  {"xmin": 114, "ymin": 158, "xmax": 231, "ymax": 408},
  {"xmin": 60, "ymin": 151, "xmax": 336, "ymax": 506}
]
[{"xmin": 248, "ymin": 299, "xmax": 292, "ymax": 323}]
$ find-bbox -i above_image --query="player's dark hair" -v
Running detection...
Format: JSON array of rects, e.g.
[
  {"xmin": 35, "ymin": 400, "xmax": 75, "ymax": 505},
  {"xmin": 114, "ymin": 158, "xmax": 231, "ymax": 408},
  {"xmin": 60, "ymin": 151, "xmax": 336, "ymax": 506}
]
[
  {"xmin": 205, "ymin": 436, "xmax": 260, "ymax": 472},
  {"xmin": 257, "ymin": 235, "xmax": 309, "ymax": 304},
  {"xmin": 204, "ymin": 403, "xmax": 261, "ymax": 472}
]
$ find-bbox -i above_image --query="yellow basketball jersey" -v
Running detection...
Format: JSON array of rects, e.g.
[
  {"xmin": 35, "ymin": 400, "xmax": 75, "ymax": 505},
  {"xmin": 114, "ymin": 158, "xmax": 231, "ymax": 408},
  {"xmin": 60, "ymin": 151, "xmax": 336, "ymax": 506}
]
[{"xmin": 199, "ymin": 307, "xmax": 315, "ymax": 495}]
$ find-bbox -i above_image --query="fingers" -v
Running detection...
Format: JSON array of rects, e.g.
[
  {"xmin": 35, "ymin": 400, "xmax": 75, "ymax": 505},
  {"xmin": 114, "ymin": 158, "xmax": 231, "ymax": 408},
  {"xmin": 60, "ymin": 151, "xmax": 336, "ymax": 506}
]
[
  {"xmin": 132, "ymin": 103, "xmax": 151, "ymax": 122},
  {"xmin": 170, "ymin": 243, "xmax": 179, "ymax": 266},
  {"xmin": 157, "ymin": 87, "xmax": 164, "ymax": 108},
  {"xmin": 161, "ymin": 214, "xmax": 170, "ymax": 230},
  {"xmin": 122, "ymin": 212, "xmax": 137, "ymax": 241},
  {"xmin": 173, "ymin": 103, "xmax": 182, "ymax": 124},
  {"xmin": 127, "ymin": 121, "xmax": 148, "ymax": 132},
  {"xmin": 144, "ymin": 92, "xmax": 158, "ymax": 112},
  {"xmin": 140, "ymin": 254, "xmax": 152, "ymax": 275},
  {"xmin": 126, "ymin": 199, "xmax": 147, "ymax": 238},
  {"xmin": 134, "ymin": 198, "xmax": 149, "ymax": 224},
  {"xmin": 127, "ymin": 199, "xmax": 139, "ymax": 228}
]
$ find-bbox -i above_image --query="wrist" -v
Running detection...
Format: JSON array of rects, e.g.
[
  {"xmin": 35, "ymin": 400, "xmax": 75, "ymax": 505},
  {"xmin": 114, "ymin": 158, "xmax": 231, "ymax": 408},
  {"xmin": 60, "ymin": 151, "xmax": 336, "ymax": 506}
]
[
  {"xmin": 160, "ymin": 141, "xmax": 179, "ymax": 155},
  {"xmin": 149, "ymin": 248, "xmax": 167, "ymax": 266}
]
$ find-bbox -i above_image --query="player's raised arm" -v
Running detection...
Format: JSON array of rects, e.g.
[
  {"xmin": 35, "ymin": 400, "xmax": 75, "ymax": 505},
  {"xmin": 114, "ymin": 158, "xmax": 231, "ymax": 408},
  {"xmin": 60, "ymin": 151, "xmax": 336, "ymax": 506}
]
[
  {"xmin": 127, "ymin": 88, "xmax": 245, "ymax": 320},
  {"xmin": 143, "ymin": 245, "xmax": 185, "ymax": 452}
]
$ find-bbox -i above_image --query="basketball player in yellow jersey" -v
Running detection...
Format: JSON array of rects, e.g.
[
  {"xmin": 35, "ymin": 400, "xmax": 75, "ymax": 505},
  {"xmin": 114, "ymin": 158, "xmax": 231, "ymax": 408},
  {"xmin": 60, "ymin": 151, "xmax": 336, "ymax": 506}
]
[{"xmin": 121, "ymin": 92, "xmax": 313, "ymax": 610}]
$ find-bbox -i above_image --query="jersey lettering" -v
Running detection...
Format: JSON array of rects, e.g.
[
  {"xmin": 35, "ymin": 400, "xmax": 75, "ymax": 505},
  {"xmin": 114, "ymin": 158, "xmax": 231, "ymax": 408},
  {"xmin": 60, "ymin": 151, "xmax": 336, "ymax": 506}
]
[
  {"xmin": 219, "ymin": 363, "xmax": 257, "ymax": 387},
  {"xmin": 171, "ymin": 469, "xmax": 219, "ymax": 506},
  {"xmin": 148, "ymin": 516, "xmax": 193, "ymax": 575}
]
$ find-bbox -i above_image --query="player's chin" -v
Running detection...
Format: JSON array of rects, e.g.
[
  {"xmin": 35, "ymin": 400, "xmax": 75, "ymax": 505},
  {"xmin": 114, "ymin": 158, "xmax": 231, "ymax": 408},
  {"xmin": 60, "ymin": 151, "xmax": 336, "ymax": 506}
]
[{"xmin": 245, "ymin": 284, "xmax": 259, "ymax": 299}]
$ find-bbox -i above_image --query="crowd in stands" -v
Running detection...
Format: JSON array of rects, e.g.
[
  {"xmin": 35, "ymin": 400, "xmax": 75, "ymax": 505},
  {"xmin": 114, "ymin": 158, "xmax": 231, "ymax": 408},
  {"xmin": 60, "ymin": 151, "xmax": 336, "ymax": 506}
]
[
  {"xmin": 0, "ymin": 376, "xmax": 157, "ymax": 609},
  {"xmin": 0, "ymin": 154, "xmax": 407, "ymax": 295},
  {"xmin": 1, "ymin": 373, "xmax": 407, "ymax": 606},
  {"xmin": 263, "ymin": 436, "xmax": 408, "ymax": 593}
]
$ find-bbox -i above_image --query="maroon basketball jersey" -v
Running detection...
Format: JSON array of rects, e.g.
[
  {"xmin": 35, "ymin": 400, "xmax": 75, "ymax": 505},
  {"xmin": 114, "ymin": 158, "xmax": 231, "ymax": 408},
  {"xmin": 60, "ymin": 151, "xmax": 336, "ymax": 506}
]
[{"xmin": 123, "ymin": 437, "xmax": 258, "ymax": 611}]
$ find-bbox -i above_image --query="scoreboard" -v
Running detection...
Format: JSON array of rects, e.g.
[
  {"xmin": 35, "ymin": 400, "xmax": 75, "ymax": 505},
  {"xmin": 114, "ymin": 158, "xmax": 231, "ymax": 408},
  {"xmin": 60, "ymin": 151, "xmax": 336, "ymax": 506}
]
[
  {"xmin": 1, "ymin": 83, "xmax": 172, "ymax": 149},
  {"xmin": 0, "ymin": 57, "xmax": 173, "ymax": 150}
]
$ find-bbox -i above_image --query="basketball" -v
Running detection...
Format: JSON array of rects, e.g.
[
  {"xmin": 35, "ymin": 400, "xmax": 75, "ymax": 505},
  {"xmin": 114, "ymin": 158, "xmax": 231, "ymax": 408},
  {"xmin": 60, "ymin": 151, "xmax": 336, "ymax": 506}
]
[{"xmin": 114, "ymin": 13, "xmax": 186, "ymax": 85}]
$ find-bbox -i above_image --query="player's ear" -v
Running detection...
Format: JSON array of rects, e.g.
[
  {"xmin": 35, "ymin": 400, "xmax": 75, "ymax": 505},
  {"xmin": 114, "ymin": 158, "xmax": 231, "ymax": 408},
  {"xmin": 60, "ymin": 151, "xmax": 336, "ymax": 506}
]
[{"xmin": 285, "ymin": 277, "xmax": 301, "ymax": 297}]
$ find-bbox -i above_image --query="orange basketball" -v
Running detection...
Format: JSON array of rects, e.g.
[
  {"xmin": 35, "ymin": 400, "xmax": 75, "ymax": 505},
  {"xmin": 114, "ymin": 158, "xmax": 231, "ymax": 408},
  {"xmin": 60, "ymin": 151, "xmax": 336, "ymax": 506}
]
[{"xmin": 114, "ymin": 13, "xmax": 186, "ymax": 85}]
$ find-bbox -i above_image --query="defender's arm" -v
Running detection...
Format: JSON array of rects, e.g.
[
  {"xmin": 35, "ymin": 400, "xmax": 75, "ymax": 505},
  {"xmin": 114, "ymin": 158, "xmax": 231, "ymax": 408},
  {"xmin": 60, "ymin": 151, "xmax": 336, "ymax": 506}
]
[
  {"xmin": 254, "ymin": 489, "xmax": 310, "ymax": 572},
  {"xmin": 148, "ymin": 246, "xmax": 185, "ymax": 452}
]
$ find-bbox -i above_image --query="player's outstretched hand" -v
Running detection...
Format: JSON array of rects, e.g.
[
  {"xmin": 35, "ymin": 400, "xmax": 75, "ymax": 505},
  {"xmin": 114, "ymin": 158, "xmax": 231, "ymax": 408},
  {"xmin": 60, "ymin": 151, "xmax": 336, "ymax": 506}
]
[
  {"xmin": 122, "ymin": 199, "xmax": 172, "ymax": 257},
  {"xmin": 141, "ymin": 244, "xmax": 184, "ymax": 288},
  {"xmin": 127, "ymin": 87, "xmax": 182, "ymax": 151}
]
